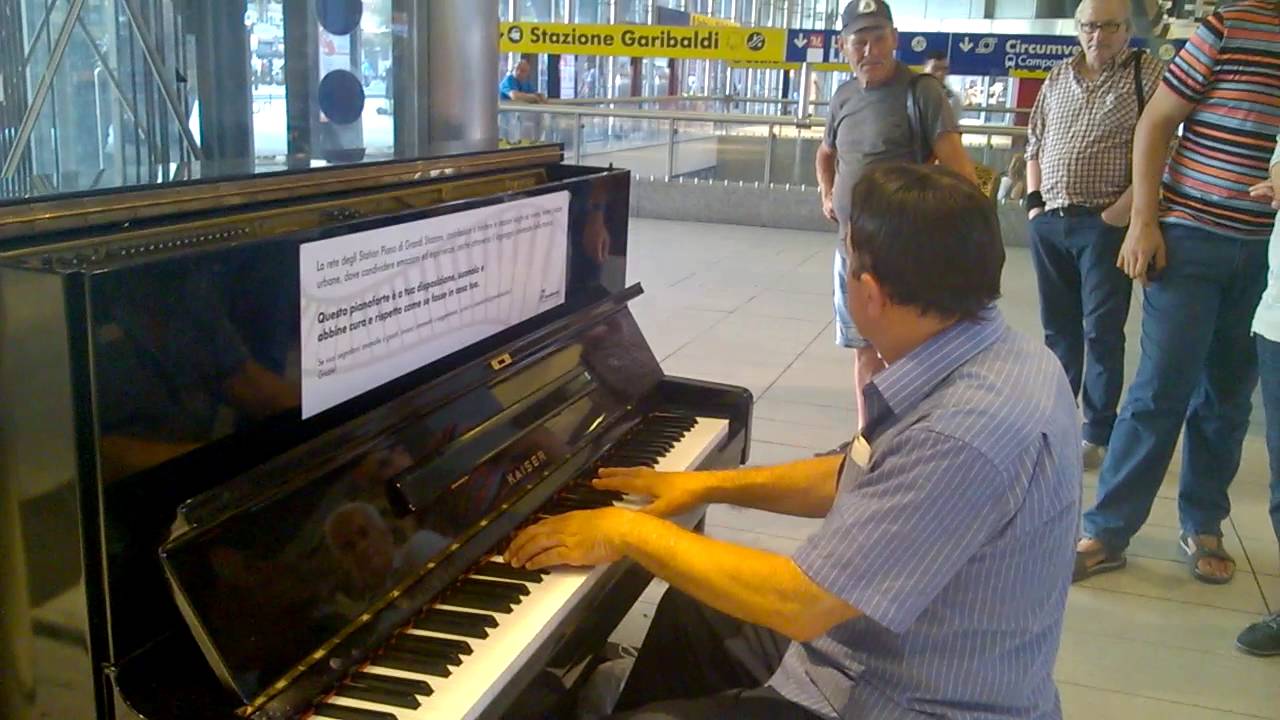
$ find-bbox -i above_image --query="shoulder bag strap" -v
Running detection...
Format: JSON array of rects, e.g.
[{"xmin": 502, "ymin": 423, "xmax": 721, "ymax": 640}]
[{"xmin": 906, "ymin": 74, "xmax": 931, "ymax": 164}]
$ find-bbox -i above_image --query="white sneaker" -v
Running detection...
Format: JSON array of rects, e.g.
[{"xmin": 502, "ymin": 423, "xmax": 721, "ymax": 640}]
[{"xmin": 1082, "ymin": 442, "xmax": 1106, "ymax": 471}]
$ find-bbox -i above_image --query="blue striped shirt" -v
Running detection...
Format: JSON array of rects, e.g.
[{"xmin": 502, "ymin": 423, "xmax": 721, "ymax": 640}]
[{"xmin": 768, "ymin": 308, "xmax": 1081, "ymax": 719}]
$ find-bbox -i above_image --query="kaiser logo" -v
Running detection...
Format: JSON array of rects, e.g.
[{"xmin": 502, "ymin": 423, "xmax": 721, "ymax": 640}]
[
  {"xmin": 746, "ymin": 31, "xmax": 766, "ymax": 51},
  {"xmin": 506, "ymin": 25, "xmax": 523, "ymax": 43}
]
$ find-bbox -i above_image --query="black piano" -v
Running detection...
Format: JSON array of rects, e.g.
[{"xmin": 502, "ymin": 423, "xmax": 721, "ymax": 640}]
[{"xmin": 0, "ymin": 145, "xmax": 752, "ymax": 720}]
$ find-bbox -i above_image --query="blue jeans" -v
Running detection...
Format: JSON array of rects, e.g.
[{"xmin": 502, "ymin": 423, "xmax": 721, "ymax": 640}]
[
  {"xmin": 1254, "ymin": 336, "xmax": 1280, "ymax": 545},
  {"xmin": 1082, "ymin": 222, "xmax": 1267, "ymax": 551},
  {"xmin": 832, "ymin": 249, "xmax": 869, "ymax": 349},
  {"xmin": 1029, "ymin": 210, "xmax": 1133, "ymax": 446}
]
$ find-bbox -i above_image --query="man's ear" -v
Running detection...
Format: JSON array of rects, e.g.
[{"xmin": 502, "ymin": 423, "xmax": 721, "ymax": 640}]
[{"xmin": 859, "ymin": 271, "xmax": 890, "ymax": 318}]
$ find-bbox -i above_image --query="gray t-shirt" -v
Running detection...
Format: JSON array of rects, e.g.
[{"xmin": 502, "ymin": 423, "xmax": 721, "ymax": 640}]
[{"xmin": 825, "ymin": 63, "xmax": 959, "ymax": 233}]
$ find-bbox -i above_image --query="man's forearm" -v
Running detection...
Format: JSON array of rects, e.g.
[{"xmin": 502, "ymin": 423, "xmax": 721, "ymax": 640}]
[
  {"xmin": 1026, "ymin": 158, "xmax": 1041, "ymax": 193},
  {"xmin": 817, "ymin": 146, "xmax": 837, "ymax": 196},
  {"xmin": 1106, "ymin": 185, "xmax": 1135, "ymax": 218},
  {"xmin": 696, "ymin": 455, "xmax": 842, "ymax": 518},
  {"xmin": 932, "ymin": 132, "xmax": 977, "ymax": 185},
  {"xmin": 619, "ymin": 513, "xmax": 859, "ymax": 641},
  {"xmin": 1130, "ymin": 87, "xmax": 1190, "ymax": 223}
]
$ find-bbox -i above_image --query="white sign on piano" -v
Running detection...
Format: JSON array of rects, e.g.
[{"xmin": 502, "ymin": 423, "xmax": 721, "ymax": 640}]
[{"xmin": 300, "ymin": 191, "xmax": 570, "ymax": 418}]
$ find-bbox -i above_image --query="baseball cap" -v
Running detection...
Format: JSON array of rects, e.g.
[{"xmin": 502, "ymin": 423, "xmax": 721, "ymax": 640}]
[{"xmin": 841, "ymin": 0, "xmax": 894, "ymax": 33}]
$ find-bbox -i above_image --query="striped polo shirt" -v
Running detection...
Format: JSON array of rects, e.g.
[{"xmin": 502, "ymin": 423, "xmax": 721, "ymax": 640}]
[
  {"xmin": 768, "ymin": 308, "xmax": 1081, "ymax": 719},
  {"xmin": 1162, "ymin": 3, "xmax": 1280, "ymax": 239}
]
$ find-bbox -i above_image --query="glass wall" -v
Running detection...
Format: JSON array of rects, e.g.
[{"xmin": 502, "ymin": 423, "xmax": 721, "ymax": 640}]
[{"xmin": 0, "ymin": 0, "xmax": 502, "ymax": 203}]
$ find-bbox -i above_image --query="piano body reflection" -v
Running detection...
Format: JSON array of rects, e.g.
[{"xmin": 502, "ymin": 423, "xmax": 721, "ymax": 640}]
[{"xmin": 0, "ymin": 145, "xmax": 752, "ymax": 720}]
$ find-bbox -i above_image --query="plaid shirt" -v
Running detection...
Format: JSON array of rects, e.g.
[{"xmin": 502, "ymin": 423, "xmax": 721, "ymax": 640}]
[{"xmin": 1026, "ymin": 49, "xmax": 1165, "ymax": 211}]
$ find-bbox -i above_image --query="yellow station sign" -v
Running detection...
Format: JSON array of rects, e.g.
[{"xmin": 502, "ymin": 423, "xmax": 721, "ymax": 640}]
[{"xmin": 500, "ymin": 22, "xmax": 786, "ymax": 62}]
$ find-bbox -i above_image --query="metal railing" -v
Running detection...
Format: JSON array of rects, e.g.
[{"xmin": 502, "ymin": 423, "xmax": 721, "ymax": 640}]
[
  {"xmin": 549, "ymin": 94, "xmax": 1035, "ymax": 116},
  {"xmin": 499, "ymin": 102, "xmax": 1026, "ymax": 186}
]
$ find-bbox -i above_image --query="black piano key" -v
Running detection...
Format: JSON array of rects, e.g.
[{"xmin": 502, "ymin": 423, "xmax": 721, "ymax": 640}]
[
  {"xmin": 632, "ymin": 429, "xmax": 687, "ymax": 440},
  {"xmin": 441, "ymin": 590, "xmax": 515, "ymax": 614},
  {"xmin": 334, "ymin": 684, "xmax": 422, "ymax": 709},
  {"xmin": 453, "ymin": 579, "xmax": 527, "ymax": 602},
  {"xmin": 350, "ymin": 671, "xmax": 434, "ymax": 697},
  {"xmin": 412, "ymin": 613, "xmax": 492, "ymax": 639},
  {"xmin": 559, "ymin": 490, "xmax": 616, "ymax": 507},
  {"xmin": 446, "ymin": 587, "xmax": 522, "ymax": 609},
  {"xmin": 422, "ymin": 607, "xmax": 499, "ymax": 628},
  {"xmin": 388, "ymin": 643, "xmax": 460, "ymax": 666},
  {"xmin": 313, "ymin": 703, "xmax": 399, "ymax": 720},
  {"xmin": 610, "ymin": 452, "xmax": 659, "ymax": 462},
  {"xmin": 390, "ymin": 635, "xmax": 465, "ymax": 662},
  {"xmin": 475, "ymin": 561, "xmax": 547, "ymax": 583},
  {"xmin": 376, "ymin": 651, "xmax": 453, "ymax": 677},
  {"xmin": 399, "ymin": 633, "xmax": 473, "ymax": 656},
  {"xmin": 549, "ymin": 497, "xmax": 602, "ymax": 512},
  {"xmin": 609, "ymin": 458, "xmax": 658, "ymax": 468},
  {"xmin": 456, "ymin": 577, "xmax": 530, "ymax": 598}
]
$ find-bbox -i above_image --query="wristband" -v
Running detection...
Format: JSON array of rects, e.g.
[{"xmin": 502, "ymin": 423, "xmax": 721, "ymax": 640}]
[{"xmin": 1024, "ymin": 191, "xmax": 1045, "ymax": 211}]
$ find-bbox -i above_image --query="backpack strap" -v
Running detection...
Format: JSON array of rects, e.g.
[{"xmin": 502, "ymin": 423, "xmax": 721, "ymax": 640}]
[
  {"xmin": 1132, "ymin": 48, "xmax": 1148, "ymax": 110},
  {"xmin": 906, "ymin": 74, "xmax": 936, "ymax": 164}
]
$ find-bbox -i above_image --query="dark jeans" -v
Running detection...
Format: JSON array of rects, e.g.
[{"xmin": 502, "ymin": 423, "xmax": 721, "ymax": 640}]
[
  {"xmin": 610, "ymin": 588, "xmax": 822, "ymax": 720},
  {"xmin": 1082, "ymin": 222, "xmax": 1267, "ymax": 551},
  {"xmin": 1253, "ymin": 336, "xmax": 1280, "ymax": 546},
  {"xmin": 1029, "ymin": 209, "xmax": 1133, "ymax": 446}
]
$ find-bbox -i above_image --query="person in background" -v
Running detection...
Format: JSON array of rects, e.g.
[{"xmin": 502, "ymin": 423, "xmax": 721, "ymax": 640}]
[
  {"xmin": 998, "ymin": 153, "xmax": 1026, "ymax": 205},
  {"xmin": 1232, "ymin": 164, "xmax": 1280, "ymax": 657},
  {"xmin": 499, "ymin": 57, "xmax": 546, "ymax": 104},
  {"xmin": 1076, "ymin": 2, "xmax": 1280, "ymax": 587},
  {"xmin": 816, "ymin": 0, "xmax": 976, "ymax": 435},
  {"xmin": 1024, "ymin": 0, "xmax": 1164, "ymax": 471},
  {"xmin": 923, "ymin": 50, "xmax": 964, "ymax": 119}
]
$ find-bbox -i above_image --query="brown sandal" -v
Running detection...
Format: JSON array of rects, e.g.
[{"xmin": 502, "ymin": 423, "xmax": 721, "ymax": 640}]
[{"xmin": 1072, "ymin": 541, "xmax": 1126, "ymax": 582}]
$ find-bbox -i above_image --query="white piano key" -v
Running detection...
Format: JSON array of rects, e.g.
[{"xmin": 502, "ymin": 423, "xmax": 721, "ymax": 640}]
[{"xmin": 321, "ymin": 415, "xmax": 731, "ymax": 720}]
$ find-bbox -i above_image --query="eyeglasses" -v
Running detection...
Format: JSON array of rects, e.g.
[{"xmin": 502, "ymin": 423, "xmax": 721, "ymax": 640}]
[{"xmin": 1078, "ymin": 20, "xmax": 1125, "ymax": 35}]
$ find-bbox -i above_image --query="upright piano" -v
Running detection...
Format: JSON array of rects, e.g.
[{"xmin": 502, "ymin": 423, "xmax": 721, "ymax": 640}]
[{"xmin": 0, "ymin": 145, "xmax": 752, "ymax": 720}]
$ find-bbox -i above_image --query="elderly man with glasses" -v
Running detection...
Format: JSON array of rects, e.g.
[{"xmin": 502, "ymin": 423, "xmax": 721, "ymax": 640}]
[{"xmin": 1024, "ymin": 0, "xmax": 1163, "ymax": 472}]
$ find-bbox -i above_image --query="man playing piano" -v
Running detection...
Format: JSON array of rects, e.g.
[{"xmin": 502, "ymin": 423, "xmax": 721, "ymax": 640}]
[{"xmin": 507, "ymin": 164, "xmax": 1082, "ymax": 719}]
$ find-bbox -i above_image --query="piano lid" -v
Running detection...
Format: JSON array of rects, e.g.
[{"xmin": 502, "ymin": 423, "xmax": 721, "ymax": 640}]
[{"xmin": 158, "ymin": 288, "xmax": 664, "ymax": 709}]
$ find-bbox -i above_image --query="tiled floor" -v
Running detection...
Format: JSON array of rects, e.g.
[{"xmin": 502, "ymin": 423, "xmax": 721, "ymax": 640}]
[{"xmin": 610, "ymin": 218, "xmax": 1280, "ymax": 719}]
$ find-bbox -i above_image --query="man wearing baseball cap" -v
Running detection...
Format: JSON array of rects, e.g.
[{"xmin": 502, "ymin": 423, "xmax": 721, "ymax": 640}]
[{"xmin": 818, "ymin": 0, "xmax": 977, "ymax": 436}]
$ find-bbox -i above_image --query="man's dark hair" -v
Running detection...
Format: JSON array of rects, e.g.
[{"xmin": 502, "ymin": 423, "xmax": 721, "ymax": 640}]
[
  {"xmin": 845, "ymin": 164, "xmax": 1003, "ymax": 320},
  {"xmin": 925, "ymin": 50, "xmax": 948, "ymax": 63}
]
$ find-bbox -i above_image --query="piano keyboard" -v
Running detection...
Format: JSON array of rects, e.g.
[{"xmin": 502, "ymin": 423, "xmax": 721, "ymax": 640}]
[{"xmin": 312, "ymin": 412, "xmax": 730, "ymax": 720}]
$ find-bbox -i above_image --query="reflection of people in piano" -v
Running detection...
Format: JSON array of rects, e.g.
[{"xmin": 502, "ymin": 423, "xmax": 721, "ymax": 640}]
[
  {"xmin": 93, "ymin": 263, "xmax": 299, "ymax": 481},
  {"xmin": 325, "ymin": 502, "xmax": 449, "ymax": 604},
  {"xmin": 568, "ymin": 175, "xmax": 627, "ymax": 293},
  {"xmin": 579, "ymin": 314, "xmax": 663, "ymax": 400},
  {"xmin": 507, "ymin": 165, "xmax": 1080, "ymax": 720},
  {"xmin": 206, "ymin": 543, "xmax": 344, "ymax": 689}
]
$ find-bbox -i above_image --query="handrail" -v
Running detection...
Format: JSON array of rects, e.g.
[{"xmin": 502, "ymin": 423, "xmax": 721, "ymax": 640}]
[
  {"xmin": 500, "ymin": 102, "xmax": 1028, "ymax": 137},
  {"xmin": 502, "ymin": 102, "xmax": 799, "ymax": 126},
  {"xmin": 549, "ymin": 94, "xmax": 1034, "ymax": 115}
]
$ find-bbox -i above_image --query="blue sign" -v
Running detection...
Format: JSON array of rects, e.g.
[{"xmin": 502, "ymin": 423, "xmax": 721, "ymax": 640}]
[
  {"xmin": 948, "ymin": 34, "xmax": 1076, "ymax": 76},
  {"xmin": 898, "ymin": 31, "xmax": 951, "ymax": 67},
  {"xmin": 779, "ymin": 28, "xmax": 1186, "ymax": 76},
  {"xmin": 785, "ymin": 28, "xmax": 838, "ymax": 64}
]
